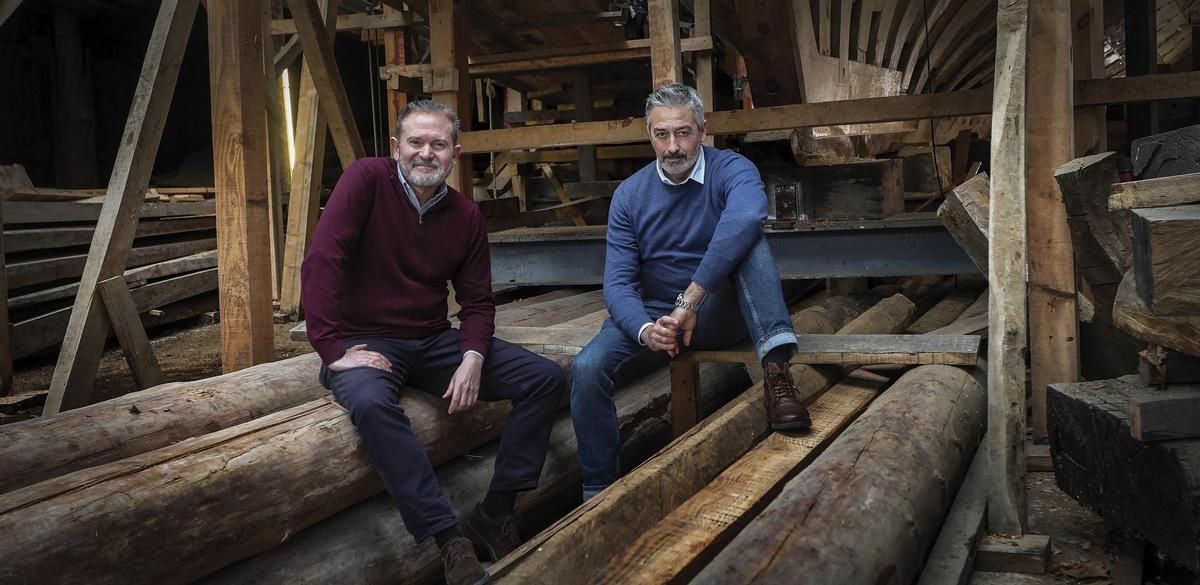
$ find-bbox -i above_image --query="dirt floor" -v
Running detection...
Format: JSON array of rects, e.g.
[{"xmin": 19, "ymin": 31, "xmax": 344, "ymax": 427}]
[
  {"xmin": 970, "ymin": 471, "xmax": 1196, "ymax": 585},
  {"xmin": 1, "ymin": 319, "xmax": 313, "ymax": 424}
]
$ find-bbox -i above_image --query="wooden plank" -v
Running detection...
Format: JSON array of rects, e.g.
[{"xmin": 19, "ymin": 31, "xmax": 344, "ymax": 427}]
[
  {"xmin": 596, "ymin": 368, "xmax": 887, "ymax": 584},
  {"xmin": 915, "ymin": 444, "xmax": 988, "ymax": 585},
  {"xmin": 679, "ymin": 334, "xmax": 980, "ymax": 366},
  {"xmin": 6, "ymin": 237, "xmax": 215, "ymax": 291},
  {"xmin": 43, "ymin": 0, "xmax": 199, "ymax": 415},
  {"xmin": 4, "ymin": 219, "xmax": 213, "ymax": 254},
  {"xmin": 494, "ymin": 144, "xmax": 654, "ymax": 165},
  {"xmin": 974, "ymin": 534, "xmax": 1051, "ymax": 574},
  {"xmin": 2, "ymin": 200, "xmax": 214, "ymax": 225},
  {"xmin": 1131, "ymin": 206, "xmax": 1200, "ymax": 315},
  {"xmin": 648, "ymin": 0, "xmax": 681, "ymax": 88},
  {"xmin": 986, "ymin": 0, "xmax": 1030, "ymax": 534},
  {"xmin": 270, "ymin": 10, "xmax": 420, "ymax": 34},
  {"xmin": 209, "ymin": 0, "xmax": 274, "ymax": 373},
  {"xmin": 1110, "ymin": 172, "xmax": 1200, "ymax": 210},
  {"xmin": 285, "ymin": 0, "xmax": 365, "ymax": 168},
  {"xmin": 1129, "ymin": 387, "xmax": 1200, "ymax": 442},
  {"xmin": 1026, "ymin": 0, "xmax": 1079, "ymax": 442},
  {"xmin": 8, "ymin": 251, "xmax": 217, "ymax": 311},
  {"xmin": 278, "ymin": 0, "xmax": 333, "ymax": 317},
  {"xmin": 428, "ymin": 0, "xmax": 471, "ymax": 192},
  {"xmin": 97, "ymin": 276, "xmax": 163, "ymax": 389},
  {"xmin": 669, "ymin": 361, "xmax": 701, "ymax": 437}
]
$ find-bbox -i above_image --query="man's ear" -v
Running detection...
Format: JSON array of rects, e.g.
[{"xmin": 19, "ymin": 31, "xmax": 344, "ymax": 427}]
[
  {"xmin": 453, "ymin": 144, "xmax": 462, "ymax": 160},
  {"xmin": 389, "ymin": 136, "xmax": 400, "ymax": 160}
]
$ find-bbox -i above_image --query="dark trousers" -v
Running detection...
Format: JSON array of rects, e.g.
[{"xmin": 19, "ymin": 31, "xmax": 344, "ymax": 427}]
[{"xmin": 320, "ymin": 328, "xmax": 565, "ymax": 542}]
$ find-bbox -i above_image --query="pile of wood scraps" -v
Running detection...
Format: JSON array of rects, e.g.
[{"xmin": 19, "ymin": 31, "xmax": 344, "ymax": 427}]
[
  {"xmin": 2, "ymin": 179, "xmax": 219, "ymax": 367},
  {"xmin": 1046, "ymin": 126, "xmax": 1200, "ymax": 576}
]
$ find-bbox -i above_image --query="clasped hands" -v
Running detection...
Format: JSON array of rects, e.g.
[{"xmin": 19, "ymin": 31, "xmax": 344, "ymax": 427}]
[
  {"xmin": 640, "ymin": 306, "xmax": 698, "ymax": 358},
  {"xmin": 328, "ymin": 343, "xmax": 483, "ymax": 414}
]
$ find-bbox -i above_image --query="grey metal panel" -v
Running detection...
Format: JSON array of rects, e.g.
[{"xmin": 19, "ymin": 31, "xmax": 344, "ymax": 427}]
[{"xmin": 489, "ymin": 218, "xmax": 977, "ymax": 286}]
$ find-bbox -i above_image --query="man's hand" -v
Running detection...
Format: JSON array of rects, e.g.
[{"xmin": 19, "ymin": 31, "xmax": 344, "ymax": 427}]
[
  {"xmin": 668, "ymin": 306, "xmax": 698, "ymax": 348},
  {"xmin": 642, "ymin": 315, "xmax": 682, "ymax": 357},
  {"xmin": 328, "ymin": 344, "xmax": 392, "ymax": 373},
  {"xmin": 443, "ymin": 352, "xmax": 484, "ymax": 414}
]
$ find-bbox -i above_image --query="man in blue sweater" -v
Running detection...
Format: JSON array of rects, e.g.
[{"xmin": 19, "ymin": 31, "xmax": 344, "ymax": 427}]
[{"xmin": 570, "ymin": 83, "xmax": 810, "ymax": 500}]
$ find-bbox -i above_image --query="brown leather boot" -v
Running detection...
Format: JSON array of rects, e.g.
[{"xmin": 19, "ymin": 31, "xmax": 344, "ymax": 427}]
[
  {"xmin": 762, "ymin": 362, "xmax": 813, "ymax": 431},
  {"xmin": 464, "ymin": 503, "xmax": 522, "ymax": 561},
  {"xmin": 441, "ymin": 536, "xmax": 490, "ymax": 585}
]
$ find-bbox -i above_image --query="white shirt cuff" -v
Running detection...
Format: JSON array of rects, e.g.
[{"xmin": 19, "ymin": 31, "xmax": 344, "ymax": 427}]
[
  {"xmin": 463, "ymin": 350, "xmax": 485, "ymax": 362},
  {"xmin": 637, "ymin": 322, "xmax": 654, "ymax": 346}
]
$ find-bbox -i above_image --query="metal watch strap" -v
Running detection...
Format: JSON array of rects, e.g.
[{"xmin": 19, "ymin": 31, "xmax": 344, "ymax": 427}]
[{"xmin": 675, "ymin": 293, "xmax": 701, "ymax": 312}]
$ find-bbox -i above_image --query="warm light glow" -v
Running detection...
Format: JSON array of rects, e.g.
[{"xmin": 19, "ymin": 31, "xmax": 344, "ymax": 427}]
[{"xmin": 281, "ymin": 70, "xmax": 296, "ymax": 170}]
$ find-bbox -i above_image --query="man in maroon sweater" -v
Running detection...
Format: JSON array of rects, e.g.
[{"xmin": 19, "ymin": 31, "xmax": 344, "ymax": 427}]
[{"xmin": 302, "ymin": 100, "xmax": 564, "ymax": 585}]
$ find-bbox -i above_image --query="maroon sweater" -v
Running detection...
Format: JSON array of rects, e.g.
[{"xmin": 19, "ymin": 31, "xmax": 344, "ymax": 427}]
[{"xmin": 301, "ymin": 157, "xmax": 495, "ymax": 365}]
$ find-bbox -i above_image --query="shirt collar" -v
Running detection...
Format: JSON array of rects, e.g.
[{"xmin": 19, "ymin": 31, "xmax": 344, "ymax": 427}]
[
  {"xmin": 656, "ymin": 147, "xmax": 706, "ymax": 186},
  {"xmin": 396, "ymin": 159, "xmax": 449, "ymax": 215}
]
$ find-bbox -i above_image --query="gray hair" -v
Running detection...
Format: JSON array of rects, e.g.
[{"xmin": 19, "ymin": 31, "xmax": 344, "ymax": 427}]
[
  {"xmin": 393, "ymin": 99, "xmax": 461, "ymax": 145},
  {"xmin": 644, "ymin": 83, "xmax": 705, "ymax": 129}
]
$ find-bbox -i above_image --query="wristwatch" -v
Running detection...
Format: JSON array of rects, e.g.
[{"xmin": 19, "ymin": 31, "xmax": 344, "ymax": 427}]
[{"xmin": 674, "ymin": 293, "xmax": 703, "ymax": 312}]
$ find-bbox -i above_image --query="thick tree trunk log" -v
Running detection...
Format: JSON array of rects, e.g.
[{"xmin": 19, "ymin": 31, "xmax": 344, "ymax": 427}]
[
  {"xmin": 203, "ymin": 362, "xmax": 750, "ymax": 585},
  {"xmin": 0, "ymin": 353, "xmax": 570, "ymax": 585},
  {"xmin": 1049, "ymin": 376, "xmax": 1200, "ymax": 574},
  {"xmin": 491, "ymin": 293, "xmax": 914, "ymax": 584},
  {"xmin": 0, "ymin": 352, "xmax": 327, "ymax": 494},
  {"xmin": 693, "ymin": 364, "xmax": 986, "ymax": 585}
]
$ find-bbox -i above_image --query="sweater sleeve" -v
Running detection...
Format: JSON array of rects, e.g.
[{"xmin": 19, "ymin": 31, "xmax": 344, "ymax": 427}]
[
  {"xmin": 603, "ymin": 187, "xmax": 654, "ymax": 341},
  {"xmin": 301, "ymin": 160, "xmax": 374, "ymax": 365},
  {"xmin": 452, "ymin": 204, "xmax": 496, "ymax": 359},
  {"xmin": 691, "ymin": 154, "xmax": 768, "ymax": 290}
]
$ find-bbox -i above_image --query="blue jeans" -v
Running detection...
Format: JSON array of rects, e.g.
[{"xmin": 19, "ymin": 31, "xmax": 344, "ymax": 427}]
[{"xmin": 570, "ymin": 236, "xmax": 797, "ymax": 499}]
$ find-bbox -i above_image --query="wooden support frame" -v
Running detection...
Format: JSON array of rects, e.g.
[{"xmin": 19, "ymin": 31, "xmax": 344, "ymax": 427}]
[
  {"xmin": 648, "ymin": 0, "xmax": 682, "ymax": 88},
  {"xmin": 1027, "ymin": 0, "xmax": 1079, "ymax": 441},
  {"xmin": 278, "ymin": 0, "xmax": 335, "ymax": 318},
  {"xmin": 572, "ymin": 68, "xmax": 597, "ymax": 182},
  {"xmin": 208, "ymin": 0, "xmax": 274, "ymax": 372},
  {"xmin": 429, "ymin": 0, "xmax": 472, "ymax": 193},
  {"xmin": 694, "ymin": 0, "xmax": 715, "ymax": 146},
  {"xmin": 1072, "ymin": 0, "xmax": 1106, "ymax": 155},
  {"xmin": 285, "ymin": 0, "xmax": 366, "ymax": 168},
  {"xmin": 97, "ymin": 276, "xmax": 163, "ymax": 389},
  {"xmin": 44, "ymin": 0, "xmax": 199, "ymax": 415},
  {"xmin": 987, "ymin": 0, "xmax": 1030, "ymax": 534}
]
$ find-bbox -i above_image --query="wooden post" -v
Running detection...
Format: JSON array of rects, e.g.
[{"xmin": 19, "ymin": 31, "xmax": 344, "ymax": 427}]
[
  {"xmin": 429, "ymin": 0, "xmax": 472, "ymax": 194},
  {"xmin": 1027, "ymin": 0, "xmax": 1078, "ymax": 441},
  {"xmin": 278, "ymin": 0, "xmax": 334, "ymax": 318},
  {"xmin": 987, "ymin": 0, "xmax": 1030, "ymax": 534},
  {"xmin": 285, "ymin": 0, "xmax": 365, "ymax": 168},
  {"xmin": 97, "ymin": 276, "xmax": 163, "ymax": 388},
  {"xmin": 383, "ymin": 4, "xmax": 409, "ymax": 128},
  {"xmin": 208, "ymin": 0, "xmax": 274, "ymax": 372},
  {"xmin": 648, "ymin": 0, "xmax": 682, "ymax": 88},
  {"xmin": 44, "ymin": 0, "xmax": 199, "ymax": 415},
  {"xmin": 1125, "ymin": 0, "xmax": 1159, "ymax": 141},
  {"xmin": 1071, "ymin": 0, "xmax": 1106, "ymax": 155},
  {"xmin": 52, "ymin": 8, "xmax": 99, "ymax": 189},
  {"xmin": 263, "ymin": 0, "xmax": 288, "ymax": 301},
  {"xmin": 695, "ymin": 0, "xmax": 715, "ymax": 146},
  {"xmin": 670, "ymin": 361, "xmax": 702, "ymax": 437},
  {"xmin": 573, "ymin": 68, "xmax": 597, "ymax": 183}
]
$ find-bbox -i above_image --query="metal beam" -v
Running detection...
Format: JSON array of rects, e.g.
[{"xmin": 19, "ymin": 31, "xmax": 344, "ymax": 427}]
[{"xmin": 488, "ymin": 217, "xmax": 977, "ymax": 286}]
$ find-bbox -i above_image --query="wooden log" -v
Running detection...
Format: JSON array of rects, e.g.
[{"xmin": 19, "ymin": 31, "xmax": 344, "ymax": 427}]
[
  {"xmin": 0, "ymin": 346, "xmax": 576, "ymax": 584},
  {"xmin": 1054, "ymin": 151, "xmax": 1134, "ymax": 275},
  {"xmin": 0, "ymin": 352, "xmax": 327, "ymax": 494},
  {"xmin": 1129, "ymin": 386, "xmax": 1200, "ymax": 441},
  {"xmin": 1131, "ymin": 205, "xmax": 1200, "ymax": 315},
  {"xmin": 915, "ymin": 444, "xmax": 987, "ymax": 585},
  {"xmin": 692, "ymin": 364, "xmax": 985, "ymax": 584},
  {"xmin": 490, "ymin": 292, "xmax": 911, "ymax": 584},
  {"xmin": 203, "ymin": 362, "xmax": 748, "ymax": 585},
  {"xmin": 1114, "ymin": 270, "xmax": 1200, "ymax": 357},
  {"xmin": 1048, "ymin": 376, "xmax": 1200, "ymax": 573},
  {"xmin": 1109, "ymin": 172, "xmax": 1200, "ymax": 210},
  {"xmin": 907, "ymin": 288, "xmax": 985, "ymax": 334}
]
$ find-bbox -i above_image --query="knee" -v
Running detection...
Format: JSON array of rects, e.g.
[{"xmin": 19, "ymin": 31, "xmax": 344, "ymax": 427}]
[
  {"xmin": 532, "ymin": 356, "xmax": 566, "ymax": 398},
  {"xmin": 569, "ymin": 345, "xmax": 605, "ymax": 386}
]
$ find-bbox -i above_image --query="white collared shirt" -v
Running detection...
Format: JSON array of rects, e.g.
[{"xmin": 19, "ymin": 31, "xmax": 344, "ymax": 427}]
[
  {"xmin": 396, "ymin": 160, "xmax": 449, "ymax": 217},
  {"xmin": 655, "ymin": 147, "xmax": 706, "ymax": 186}
]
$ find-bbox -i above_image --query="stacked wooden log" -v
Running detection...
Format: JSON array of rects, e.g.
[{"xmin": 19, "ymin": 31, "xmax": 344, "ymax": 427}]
[
  {"xmin": 1046, "ymin": 128, "xmax": 1200, "ymax": 576},
  {"xmin": 3, "ymin": 187, "xmax": 218, "ymax": 362}
]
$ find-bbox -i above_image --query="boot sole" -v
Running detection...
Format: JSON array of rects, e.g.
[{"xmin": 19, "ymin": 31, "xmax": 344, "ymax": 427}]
[{"xmin": 771, "ymin": 419, "xmax": 812, "ymax": 432}]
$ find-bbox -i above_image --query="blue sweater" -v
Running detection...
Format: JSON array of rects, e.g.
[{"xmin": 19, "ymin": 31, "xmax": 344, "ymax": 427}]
[{"xmin": 604, "ymin": 146, "xmax": 768, "ymax": 341}]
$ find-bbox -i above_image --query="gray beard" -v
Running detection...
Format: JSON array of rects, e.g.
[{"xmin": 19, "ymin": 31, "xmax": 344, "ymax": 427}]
[
  {"xmin": 401, "ymin": 161, "xmax": 450, "ymax": 188},
  {"xmin": 660, "ymin": 151, "xmax": 699, "ymax": 178}
]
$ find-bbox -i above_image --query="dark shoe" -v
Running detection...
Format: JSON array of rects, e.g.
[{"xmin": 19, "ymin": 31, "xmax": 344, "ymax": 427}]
[
  {"xmin": 441, "ymin": 537, "xmax": 489, "ymax": 585},
  {"xmin": 763, "ymin": 362, "xmax": 813, "ymax": 431},
  {"xmin": 464, "ymin": 503, "xmax": 522, "ymax": 562}
]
